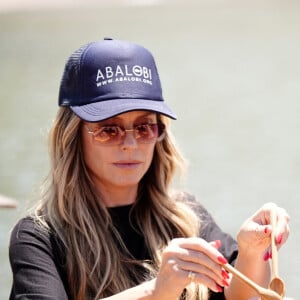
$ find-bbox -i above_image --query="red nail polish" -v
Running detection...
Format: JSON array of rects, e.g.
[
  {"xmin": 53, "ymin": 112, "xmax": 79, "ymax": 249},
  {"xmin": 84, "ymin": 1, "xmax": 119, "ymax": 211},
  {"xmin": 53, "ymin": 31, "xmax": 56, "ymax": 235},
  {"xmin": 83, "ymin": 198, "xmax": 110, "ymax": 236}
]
[
  {"xmin": 216, "ymin": 284, "xmax": 223, "ymax": 292},
  {"xmin": 217, "ymin": 256, "xmax": 228, "ymax": 264},
  {"xmin": 277, "ymin": 233, "xmax": 283, "ymax": 244},
  {"xmin": 222, "ymin": 269, "xmax": 230, "ymax": 279},
  {"xmin": 264, "ymin": 227, "xmax": 269, "ymax": 234},
  {"xmin": 263, "ymin": 251, "xmax": 270, "ymax": 261},
  {"xmin": 214, "ymin": 240, "xmax": 221, "ymax": 248},
  {"xmin": 222, "ymin": 279, "xmax": 230, "ymax": 287}
]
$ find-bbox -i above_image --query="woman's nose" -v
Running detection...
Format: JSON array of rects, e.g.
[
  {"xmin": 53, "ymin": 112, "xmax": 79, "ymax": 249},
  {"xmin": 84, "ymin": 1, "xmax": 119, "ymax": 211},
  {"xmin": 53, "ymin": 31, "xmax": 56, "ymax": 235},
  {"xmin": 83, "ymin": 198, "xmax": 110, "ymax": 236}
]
[{"xmin": 120, "ymin": 129, "xmax": 138, "ymax": 149}]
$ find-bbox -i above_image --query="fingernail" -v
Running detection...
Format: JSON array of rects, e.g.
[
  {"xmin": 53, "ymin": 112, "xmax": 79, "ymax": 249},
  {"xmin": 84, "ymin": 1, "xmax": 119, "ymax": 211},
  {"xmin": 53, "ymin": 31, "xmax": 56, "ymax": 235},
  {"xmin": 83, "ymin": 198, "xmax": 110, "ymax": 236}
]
[
  {"xmin": 222, "ymin": 279, "xmax": 230, "ymax": 287},
  {"xmin": 263, "ymin": 251, "xmax": 270, "ymax": 261},
  {"xmin": 216, "ymin": 284, "xmax": 223, "ymax": 292},
  {"xmin": 276, "ymin": 233, "xmax": 283, "ymax": 245},
  {"xmin": 214, "ymin": 240, "xmax": 221, "ymax": 248},
  {"xmin": 222, "ymin": 269, "xmax": 230, "ymax": 279},
  {"xmin": 264, "ymin": 226, "xmax": 269, "ymax": 234},
  {"xmin": 217, "ymin": 256, "xmax": 228, "ymax": 264}
]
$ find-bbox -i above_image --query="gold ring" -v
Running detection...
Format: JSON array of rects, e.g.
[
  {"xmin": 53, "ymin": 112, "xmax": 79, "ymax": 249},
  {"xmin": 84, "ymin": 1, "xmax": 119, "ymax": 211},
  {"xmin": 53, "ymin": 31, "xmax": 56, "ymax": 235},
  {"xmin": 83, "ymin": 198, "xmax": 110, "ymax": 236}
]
[{"xmin": 188, "ymin": 271, "xmax": 196, "ymax": 281}]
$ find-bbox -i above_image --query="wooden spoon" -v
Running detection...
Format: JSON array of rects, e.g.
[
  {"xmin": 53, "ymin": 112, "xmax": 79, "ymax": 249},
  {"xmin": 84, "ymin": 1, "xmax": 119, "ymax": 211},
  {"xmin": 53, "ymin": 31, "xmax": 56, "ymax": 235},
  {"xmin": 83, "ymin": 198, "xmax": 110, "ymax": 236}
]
[
  {"xmin": 268, "ymin": 209, "xmax": 285, "ymax": 297},
  {"xmin": 223, "ymin": 263, "xmax": 282, "ymax": 300}
]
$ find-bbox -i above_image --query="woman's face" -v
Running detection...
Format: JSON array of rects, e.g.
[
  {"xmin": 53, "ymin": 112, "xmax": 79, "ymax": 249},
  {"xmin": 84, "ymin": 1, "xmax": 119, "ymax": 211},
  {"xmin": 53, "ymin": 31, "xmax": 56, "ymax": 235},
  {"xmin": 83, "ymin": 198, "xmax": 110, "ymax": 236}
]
[{"xmin": 81, "ymin": 111, "xmax": 158, "ymax": 201}]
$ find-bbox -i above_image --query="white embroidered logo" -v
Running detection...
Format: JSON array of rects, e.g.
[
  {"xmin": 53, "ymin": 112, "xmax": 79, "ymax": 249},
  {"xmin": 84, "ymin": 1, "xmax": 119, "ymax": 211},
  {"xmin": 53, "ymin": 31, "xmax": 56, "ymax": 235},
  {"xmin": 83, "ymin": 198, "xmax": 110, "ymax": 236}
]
[{"xmin": 96, "ymin": 64, "xmax": 152, "ymax": 87}]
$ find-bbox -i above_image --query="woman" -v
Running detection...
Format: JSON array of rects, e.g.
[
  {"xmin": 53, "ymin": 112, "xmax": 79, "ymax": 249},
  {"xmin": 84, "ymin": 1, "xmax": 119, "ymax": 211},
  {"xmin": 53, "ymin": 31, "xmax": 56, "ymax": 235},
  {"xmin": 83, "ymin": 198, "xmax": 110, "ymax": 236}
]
[{"xmin": 9, "ymin": 38, "xmax": 290, "ymax": 300}]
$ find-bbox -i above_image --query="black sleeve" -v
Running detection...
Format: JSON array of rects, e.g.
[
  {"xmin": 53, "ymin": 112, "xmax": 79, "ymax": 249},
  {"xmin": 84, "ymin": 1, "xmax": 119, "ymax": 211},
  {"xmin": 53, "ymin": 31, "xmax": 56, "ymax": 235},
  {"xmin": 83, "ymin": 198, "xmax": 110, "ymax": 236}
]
[
  {"xmin": 179, "ymin": 192, "xmax": 238, "ymax": 264},
  {"xmin": 197, "ymin": 204, "xmax": 238, "ymax": 300},
  {"xmin": 9, "ymin": 217, "xmax": 69, "ymax": 300},
  {"xmin": 197, "ymin": 205, "xmax": 238, "ymax": 265},
  {"xmin": 179, "ymin": 193, "xmax": 238, "ymax": 300}
]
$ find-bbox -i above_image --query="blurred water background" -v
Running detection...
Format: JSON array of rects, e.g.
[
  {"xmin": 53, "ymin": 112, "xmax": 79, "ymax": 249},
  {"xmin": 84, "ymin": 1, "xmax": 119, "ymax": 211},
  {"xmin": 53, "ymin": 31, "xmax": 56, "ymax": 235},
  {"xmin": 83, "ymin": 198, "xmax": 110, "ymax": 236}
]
[{"xmin": 0, "ymin": 0, "xmax": 299, "ymax": 299}]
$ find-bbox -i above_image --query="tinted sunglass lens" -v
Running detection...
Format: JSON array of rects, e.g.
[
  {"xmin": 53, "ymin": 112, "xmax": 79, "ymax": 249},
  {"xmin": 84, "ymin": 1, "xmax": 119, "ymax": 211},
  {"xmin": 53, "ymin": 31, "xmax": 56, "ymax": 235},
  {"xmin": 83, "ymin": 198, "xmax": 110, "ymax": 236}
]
[
  {"xmin": 91, "ymin": 123, "xmax": 165, "ymax": 145},
  {"xmin": 94, "ymin": 126, "xmax": 121, "ymax": 144}
]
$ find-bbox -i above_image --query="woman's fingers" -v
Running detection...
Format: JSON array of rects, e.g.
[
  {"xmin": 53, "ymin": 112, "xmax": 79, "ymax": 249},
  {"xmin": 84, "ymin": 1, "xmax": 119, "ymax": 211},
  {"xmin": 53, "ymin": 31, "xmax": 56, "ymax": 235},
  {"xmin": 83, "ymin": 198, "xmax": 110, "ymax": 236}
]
[
  {"xmin": 170, "ymin": 237, "xmax": 228, "ymax": 265},
  {"xmin": 272, "ymin": 206, "xmax": 290, "ymax": 248},
  {"xmin": 160, "ymin": 237, "xmax": 230, "ymax": 293},
  {"xmin": 237, "ymin": 202, "xmax": 290, "ymax": 258},
  {"xmin": 177, "ymin": 250, "xmax": 228, "ymax": 287}
]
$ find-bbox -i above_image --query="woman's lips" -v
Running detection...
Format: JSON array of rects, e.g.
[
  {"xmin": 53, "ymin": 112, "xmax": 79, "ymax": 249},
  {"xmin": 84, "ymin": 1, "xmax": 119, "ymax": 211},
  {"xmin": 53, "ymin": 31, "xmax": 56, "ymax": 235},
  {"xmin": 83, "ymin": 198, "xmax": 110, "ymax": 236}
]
[{"xmin": 113, "ymin": 161, "xmax": 141, "ymax": 169}]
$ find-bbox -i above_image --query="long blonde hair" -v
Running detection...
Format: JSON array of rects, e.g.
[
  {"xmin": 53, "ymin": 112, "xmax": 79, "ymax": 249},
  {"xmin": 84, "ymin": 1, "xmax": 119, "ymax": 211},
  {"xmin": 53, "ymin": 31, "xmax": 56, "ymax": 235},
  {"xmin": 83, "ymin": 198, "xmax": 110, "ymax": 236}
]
[{"xmin": 34, "ymin": 107, "xmax": 208, "ymax": 300}]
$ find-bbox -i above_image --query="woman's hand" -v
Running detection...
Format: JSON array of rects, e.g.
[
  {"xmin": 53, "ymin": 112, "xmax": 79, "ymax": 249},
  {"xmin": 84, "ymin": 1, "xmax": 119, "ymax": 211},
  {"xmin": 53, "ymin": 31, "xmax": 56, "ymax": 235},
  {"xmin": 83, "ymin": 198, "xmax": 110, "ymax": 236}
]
[
  {"xmin": 153, "ymin": 237, "xmax": 230, "ymax": 300},
  {"xmin": 223, "ymin": 203, "xmax": 290, "ymax": 300},
  {"xmin": 237, "ymin": 202, "xmax": 290, "ymax": 260}
]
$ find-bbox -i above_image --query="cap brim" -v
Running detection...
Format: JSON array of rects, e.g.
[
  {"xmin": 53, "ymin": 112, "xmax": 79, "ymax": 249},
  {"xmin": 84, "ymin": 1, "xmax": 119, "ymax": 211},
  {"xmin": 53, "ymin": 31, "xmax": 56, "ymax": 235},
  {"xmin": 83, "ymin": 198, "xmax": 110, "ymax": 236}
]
[{"xmin": 70, "ymin": 98, "xmax": 177, "ymax": 122}]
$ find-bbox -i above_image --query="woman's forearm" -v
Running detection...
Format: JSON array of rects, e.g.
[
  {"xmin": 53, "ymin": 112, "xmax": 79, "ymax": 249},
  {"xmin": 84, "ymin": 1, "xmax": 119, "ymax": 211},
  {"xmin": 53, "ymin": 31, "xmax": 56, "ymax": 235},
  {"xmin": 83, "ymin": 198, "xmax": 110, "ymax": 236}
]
[{"xmin": 224, "ymin": 250, "xmax": 271, "ymax": 300}]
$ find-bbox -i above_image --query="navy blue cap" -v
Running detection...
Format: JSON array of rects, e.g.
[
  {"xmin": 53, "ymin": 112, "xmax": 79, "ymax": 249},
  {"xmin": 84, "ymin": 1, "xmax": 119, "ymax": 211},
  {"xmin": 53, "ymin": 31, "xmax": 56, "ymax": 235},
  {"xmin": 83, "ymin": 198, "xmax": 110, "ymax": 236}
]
[{"xmin": 58, "ymin": 38, "xmax": 177, "ymax": 122}]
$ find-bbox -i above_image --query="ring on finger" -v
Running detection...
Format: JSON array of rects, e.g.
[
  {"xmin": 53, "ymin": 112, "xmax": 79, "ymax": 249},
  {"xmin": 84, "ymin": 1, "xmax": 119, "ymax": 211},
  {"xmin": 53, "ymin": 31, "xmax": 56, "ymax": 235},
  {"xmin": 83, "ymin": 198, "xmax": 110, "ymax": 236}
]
[{"xmin": 188, "ymin": 271, "xmax": 196, "ymax": 281}]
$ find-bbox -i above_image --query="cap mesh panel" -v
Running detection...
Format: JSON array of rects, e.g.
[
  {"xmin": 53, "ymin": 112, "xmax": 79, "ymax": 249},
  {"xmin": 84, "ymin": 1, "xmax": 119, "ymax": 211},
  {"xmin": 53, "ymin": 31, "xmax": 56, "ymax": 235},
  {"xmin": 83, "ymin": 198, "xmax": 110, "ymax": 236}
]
[{"xmin": 59, "ymin": 43, "xmax": 91, "ymax": 106}]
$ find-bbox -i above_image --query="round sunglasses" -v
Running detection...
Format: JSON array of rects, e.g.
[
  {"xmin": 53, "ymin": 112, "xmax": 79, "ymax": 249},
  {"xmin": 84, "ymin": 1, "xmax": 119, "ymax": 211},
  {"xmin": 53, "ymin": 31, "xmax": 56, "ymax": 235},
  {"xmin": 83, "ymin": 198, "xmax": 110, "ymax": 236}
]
[{"xmin": 85, "ymin": 122, "xmax": 166, "ymax": 146}]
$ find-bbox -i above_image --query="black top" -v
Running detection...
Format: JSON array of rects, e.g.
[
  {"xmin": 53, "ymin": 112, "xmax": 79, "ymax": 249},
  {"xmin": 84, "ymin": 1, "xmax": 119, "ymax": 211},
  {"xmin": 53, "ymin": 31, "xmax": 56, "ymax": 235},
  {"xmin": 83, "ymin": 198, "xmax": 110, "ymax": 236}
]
[{"xmin": 9, "ymin": 198, "xmax": 238, "ymax": 300}]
